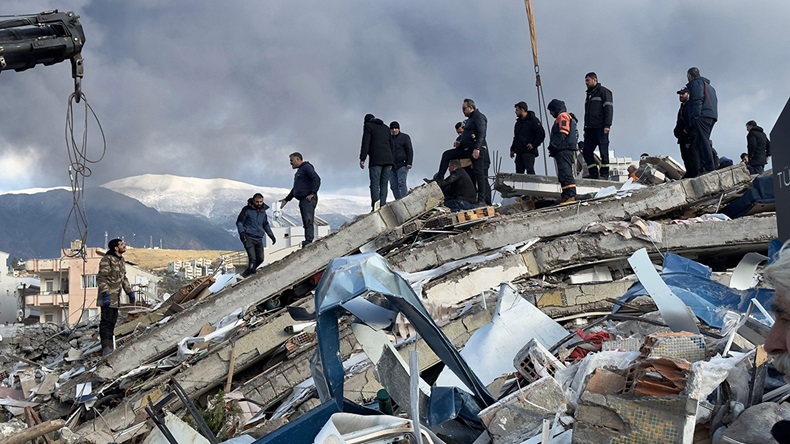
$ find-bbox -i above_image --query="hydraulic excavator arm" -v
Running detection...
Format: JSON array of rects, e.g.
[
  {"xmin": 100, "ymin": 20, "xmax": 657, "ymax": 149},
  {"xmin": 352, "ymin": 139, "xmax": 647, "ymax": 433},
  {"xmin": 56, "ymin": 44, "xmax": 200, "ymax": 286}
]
[{"xmin": 0, "ymin": 10, "xmax": 85, "ymax": 100}]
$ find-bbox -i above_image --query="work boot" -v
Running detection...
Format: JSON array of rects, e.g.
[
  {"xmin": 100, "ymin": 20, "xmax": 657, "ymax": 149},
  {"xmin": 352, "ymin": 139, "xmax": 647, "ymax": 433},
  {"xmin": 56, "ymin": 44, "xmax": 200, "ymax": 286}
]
[
  {"xmin": 559, "ymin": 195, "xmax": 577, "ymax": 205},
  {"xmin": 600, "ymin": 166, "xmax": 610, "ymax": 180},
  {"xmin": 101, "ymin": 346, "xmax": 114, "ymax": 357},
  {"xmin": 423, "ymin": 173, "xmax": 441, "ymax": 184},
  {"xmin": 301, "ymin": 240, "xmax": 312, "ymax": 248},
  {"xmin": 587, "ymin": 165, "xmax": 599, "ymax": 179}
]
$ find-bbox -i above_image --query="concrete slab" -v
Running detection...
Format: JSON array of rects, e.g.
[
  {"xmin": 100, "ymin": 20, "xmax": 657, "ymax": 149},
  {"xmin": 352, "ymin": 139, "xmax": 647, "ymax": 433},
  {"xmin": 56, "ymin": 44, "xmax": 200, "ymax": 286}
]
[
  {"xmin": 91, "ymin": 183, "xmax": 443, "ymax": 382},
  {"xmin": 390, "ymin": 166, "xmax": 752, "ymax": 273},
  {"xmin": 494, "ymin": 173, "xmax": 612, "ymax": 198}
]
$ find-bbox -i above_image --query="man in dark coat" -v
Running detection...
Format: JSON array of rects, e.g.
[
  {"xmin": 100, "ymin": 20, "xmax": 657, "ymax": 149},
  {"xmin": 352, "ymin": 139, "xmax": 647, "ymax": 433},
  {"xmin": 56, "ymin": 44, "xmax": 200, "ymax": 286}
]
[
  {"xmin": 510, "ymin": 101, "xmax": 545, "ymax": 175},
  {"xmin": 279, "ymin": 152, "xmax": 321, "ymax": 246},
  {"xmin": 548, "ymin": 99, "xmax": 578, "ymax": 203},
  {"xmin": 438, "ymin": 159, "xmax": 477, "ymax": 212},
  {"xmin": 360, "ymin": 114, "xmax": 394, "ymax": 209},
  {"xmin": 685, "ymin": 67, "xmax": 718, "ymax": 174},
  {"xmin": 746, "ymin": 120, "xmax": 771, "ymax": 174},
  {"xmin": 388, "ymin": 121, "xmax": 413, "ymax": 200},
  {"xmin": 97, "ymin": 238, "xmax": 134, "ymax": 356},
  {"xmin": 673, "ymin": 87, "xmax": 698, "ymax": 178},
  {"xmin": 583, "ymin": 72, "xmax": 614, "ymax": 179},
  {"xmin": 458, "ymin": 98, "xmax": 492, "ymax": 205},
  {"xmin": 237, "ymin": 193, "xmax": 276, "ymax": 277}
]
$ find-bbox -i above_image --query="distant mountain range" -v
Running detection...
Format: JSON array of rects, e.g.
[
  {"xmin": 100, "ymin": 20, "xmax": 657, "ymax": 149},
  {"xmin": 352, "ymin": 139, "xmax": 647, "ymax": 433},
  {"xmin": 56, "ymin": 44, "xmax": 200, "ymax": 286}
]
[{"xmin": 0, "ymin": 174, "xmax": 369, "ymax": 260}]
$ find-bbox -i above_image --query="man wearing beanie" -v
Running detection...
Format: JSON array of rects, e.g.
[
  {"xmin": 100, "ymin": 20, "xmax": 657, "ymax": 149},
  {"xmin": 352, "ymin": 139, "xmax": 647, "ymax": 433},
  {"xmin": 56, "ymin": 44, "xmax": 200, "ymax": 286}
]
[
  {"xmin": 547, "ymin": 99, "xmax": 578, "ymax": 203},
  {"xmin": 388, "ymin": 121, "xmax": 413, "ymax": 199},
  {"xmin": 360, "ymin": 114, "xmax": 395, "ymax": 209}
]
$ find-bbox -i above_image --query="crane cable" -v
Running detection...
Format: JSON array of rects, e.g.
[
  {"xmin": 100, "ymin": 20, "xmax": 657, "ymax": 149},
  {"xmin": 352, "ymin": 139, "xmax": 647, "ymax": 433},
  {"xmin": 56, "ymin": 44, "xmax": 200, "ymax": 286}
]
[
  {"xmin": 522, "ymin": 0, "xmax": 551, "ymax": 176},
  {"xmin": 63, "ymin": 91, "xmax": 106, "ymax": 259}
]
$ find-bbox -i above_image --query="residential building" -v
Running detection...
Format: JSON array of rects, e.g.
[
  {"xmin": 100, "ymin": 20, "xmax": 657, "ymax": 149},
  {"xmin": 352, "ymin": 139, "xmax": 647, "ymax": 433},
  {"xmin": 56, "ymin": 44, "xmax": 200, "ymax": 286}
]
[{"xmin": 24, "ymin": 242, "xmax": 161, "ymax": 325}]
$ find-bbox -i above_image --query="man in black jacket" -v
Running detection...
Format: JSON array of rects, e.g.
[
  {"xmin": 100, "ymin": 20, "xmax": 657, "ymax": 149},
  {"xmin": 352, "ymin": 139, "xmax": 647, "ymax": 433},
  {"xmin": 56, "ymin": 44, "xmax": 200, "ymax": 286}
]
[
  {"xmin": 510, "ymin": 101, "xmax": 545, "ymax": 175},
  {"xmin": 673, "ymin": 87, "xmax": 698, "ymax": 178},
  {"xmin": 746, "ymin": 120, "xmax": 771, "ymax": 174},
  {"xmin": 438, "ymin": 159, "xmax": 477, "ymax": 212},
  {"xmin": 388, "ymin": 121, "xmax": 413, "ymax": 200},
  {"xmin": 548, "ymin": 99, "xmax": 578, "ymax": 203},
  {"xmin": 279, "ymin": 152, "xmax": 321, "ymax": 246},
  {"xmin": 360, "ymin": 114, "xmax": 394, "ymax": 209},
  {"xmin": 583, "ymin": 72, "xmax": 614, "ymax": 179},
  {"xmin": 459, "ymin": 98, "xmax": 491, "ymax": 205},
  {"xmin": 237, "ymin": 193, "xmax": 276, "ymax": 277},
  {"xmin": 685, "ymin": 67, "xmax": 718, "ymax": 174}
]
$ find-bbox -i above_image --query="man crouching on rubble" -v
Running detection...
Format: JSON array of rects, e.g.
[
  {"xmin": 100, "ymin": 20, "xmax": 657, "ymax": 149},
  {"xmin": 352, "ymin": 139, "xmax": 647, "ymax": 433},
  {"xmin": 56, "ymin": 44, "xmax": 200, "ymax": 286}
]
[
  {"xmin": 547, "ymin": 99, "xmax": 578, "ymax": 203},
  {"xmin": 97, "ymin": 239, "xmax": 135, "ymax": 357},
  {"xmin": 763, "ymin": 242, "xmax": 790, "ymax": 441}
]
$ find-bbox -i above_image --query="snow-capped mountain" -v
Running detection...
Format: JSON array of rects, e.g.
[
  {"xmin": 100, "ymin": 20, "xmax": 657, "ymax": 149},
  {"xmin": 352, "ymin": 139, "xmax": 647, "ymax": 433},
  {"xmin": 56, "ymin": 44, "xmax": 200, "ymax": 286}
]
[{"xmin": 102, "ymin": 174, "xmax": 370, "ymax": 231}]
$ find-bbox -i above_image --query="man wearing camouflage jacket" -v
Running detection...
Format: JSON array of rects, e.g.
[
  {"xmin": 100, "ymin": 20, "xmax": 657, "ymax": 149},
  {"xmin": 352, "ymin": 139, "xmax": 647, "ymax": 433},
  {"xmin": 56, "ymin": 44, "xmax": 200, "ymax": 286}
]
[{"xmin": 97, "ymin": 238, "xmax": 134, "ymax": 356}]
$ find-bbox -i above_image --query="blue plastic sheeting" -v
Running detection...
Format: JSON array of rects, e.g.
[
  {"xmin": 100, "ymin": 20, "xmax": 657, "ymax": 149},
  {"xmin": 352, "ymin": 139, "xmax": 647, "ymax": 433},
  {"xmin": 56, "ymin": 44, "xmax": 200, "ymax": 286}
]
[
  {"xmin": 253, "ymin": 400, "xmax": 377, "ymax": 444},
  {"xmin": 662, "ymin": 252, "xmax": 711, "ymax": 278},
  {"xmin": 614, "ymin": 253, "xmax": 774, "ymax": 329},
  {"xmin": 426, "ymin": 386, "xmax": 483, "ymax": 428},
  {"xmin": 312, "ymin": 253, "xmax": 494, "ymax": 409}
]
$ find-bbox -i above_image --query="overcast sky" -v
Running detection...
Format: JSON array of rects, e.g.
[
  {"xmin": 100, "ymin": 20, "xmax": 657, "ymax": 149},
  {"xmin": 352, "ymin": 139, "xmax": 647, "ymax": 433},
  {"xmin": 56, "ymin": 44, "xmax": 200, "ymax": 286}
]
[{"xmin": 1, "ymin": 1, "xmax": 788, "ymax": 196}]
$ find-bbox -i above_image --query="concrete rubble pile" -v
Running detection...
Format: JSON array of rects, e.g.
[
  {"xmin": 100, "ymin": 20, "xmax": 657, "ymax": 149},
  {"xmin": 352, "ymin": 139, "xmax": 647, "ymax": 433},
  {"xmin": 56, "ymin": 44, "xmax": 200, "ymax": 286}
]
[{"xmin": 0, "ymin": 164, "xmax": 784, "ymax": 444}]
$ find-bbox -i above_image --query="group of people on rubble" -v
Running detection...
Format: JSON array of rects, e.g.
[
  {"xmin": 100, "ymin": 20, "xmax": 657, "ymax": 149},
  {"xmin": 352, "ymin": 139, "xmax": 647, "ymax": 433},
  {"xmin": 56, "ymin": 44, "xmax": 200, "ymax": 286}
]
[{"xmin": 673, "ymin": 67, "xmax": 771, "ymax": 177}]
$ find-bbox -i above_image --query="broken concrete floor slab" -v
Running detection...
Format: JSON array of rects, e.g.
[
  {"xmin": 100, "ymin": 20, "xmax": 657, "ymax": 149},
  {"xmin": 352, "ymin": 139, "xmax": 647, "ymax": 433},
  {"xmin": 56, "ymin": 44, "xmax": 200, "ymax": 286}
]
[
  {"xmin": 89, "ymin": 183, "xmax": 443, "ymax": 383},
  {"xmin": 390, "ymin": 165, "xmax": 752, "ymax": 273}
]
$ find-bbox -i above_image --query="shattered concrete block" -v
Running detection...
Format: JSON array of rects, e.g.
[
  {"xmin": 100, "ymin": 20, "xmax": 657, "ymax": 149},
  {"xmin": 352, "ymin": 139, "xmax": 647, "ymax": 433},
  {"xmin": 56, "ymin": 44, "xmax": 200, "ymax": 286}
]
[
  {"xmin": 574, "ymin": 393, "xmax": 696, "ymax": 444},
  {"xmin": 514, "ymin": 338, "xmax": 566, "ymax": 384},
  {"xmin": 477, "ymin": 376, "xmax": 566, "ymax": 444},
  {"xmin": 637, "ymin": 164, "xmax": 666, "ymax": 184},
  {"xmin": 640, "ymin": 332, "xmax": 706, "ymax": 362},
  {"xmin": 601, "ymin": 337, "xmax": 642, "ymax": 353}
]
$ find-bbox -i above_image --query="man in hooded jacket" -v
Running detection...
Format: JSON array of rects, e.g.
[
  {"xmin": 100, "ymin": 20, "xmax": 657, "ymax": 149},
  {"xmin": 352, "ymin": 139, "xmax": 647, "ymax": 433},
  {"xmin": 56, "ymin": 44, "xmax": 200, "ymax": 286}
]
[
  {"xmin": 746, "ymin": 120, "xmax": 771, "ymax": 174},
  {"xmin": 237, "ymin": 193, "xmax": 276, "ymax": 277},
  {"xmin": 360, "ymin": 114, "xmax": 395, "ymax": 209},
  {"xmin": 685, "ymin": 67, "xmax": 718, "ymax": 174},
  {"xmin": 510, "ymin": 101, "xmax": 545, "ymax": 175},
  {"xmin": 583, "ymin": 72, "xmax": 614, "ymax": 179},
  {"xmin": 548, "ymin": 99, "xmax": 578, "ymax": 203},
  {"xmin": 388, "ymin": 121, "xmax": 413, "ymax": 199}
]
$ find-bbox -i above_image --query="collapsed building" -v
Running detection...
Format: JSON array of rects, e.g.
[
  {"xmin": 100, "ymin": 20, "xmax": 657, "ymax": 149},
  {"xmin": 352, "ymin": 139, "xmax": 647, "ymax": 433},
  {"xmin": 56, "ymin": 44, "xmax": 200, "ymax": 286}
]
[{"xmin": 0, "ymin": 164, "xmax": 784, "ymax": 444}]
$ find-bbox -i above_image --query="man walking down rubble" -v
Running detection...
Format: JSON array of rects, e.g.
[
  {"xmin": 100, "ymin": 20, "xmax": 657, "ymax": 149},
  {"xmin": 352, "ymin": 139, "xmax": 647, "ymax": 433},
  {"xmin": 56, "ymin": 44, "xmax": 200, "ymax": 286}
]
[
  {"xmin": 237, "ymin": 193, "xmax": 277, "ymax": 277},
  {"xmin": 280, "ymin": 152, "xmax": 321, "ymax": 246},
  {"xmin": 437, "ymin": 159, "xmax": 478, "ymax": 212},
  {"xmin": 389, "ymin": 121, "xmax": 413, "ymax": 199},
  {"xmin": 510, "ymin": 101, "xmax": 545, "ymax": 175},
  {"xmin": 548, "ymin": 99, "xmax": 578, "ymax": 203},
  {"xmin": 97, "ymin": 238, "xmax": 134, "ymax": 357},
  {"xmin": 360, "ymin": 113, "xmax": 394, "ymax": 210},
  {"xmin": 746, "ymin": 120, "xmax": 771, "ymax": 175},
  {"xmin": 674, "ymin": 87, "xmax": 698, "ymax": 178},
  {"xmin": 583, "ymin": 72, "xmax": 614, "ymax": 179},
  {"xmin": 459, "ymin": 98, "xmax": 492, "ymax": 205},
  {"xmin": 685, "ymin": 67, "xmax": 718, "ymax": 174}
]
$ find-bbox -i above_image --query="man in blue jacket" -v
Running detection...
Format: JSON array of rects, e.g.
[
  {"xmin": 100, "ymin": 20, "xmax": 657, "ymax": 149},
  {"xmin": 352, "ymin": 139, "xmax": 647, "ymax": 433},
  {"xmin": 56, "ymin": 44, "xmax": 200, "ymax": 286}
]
[
  {"xmin": 685, "ymin": 67, "xmax": 718, "ymax": 174},
  {"xmin": 237, "ymin": 193, "xmax": 276, "ymax": 277},
  {"xmin": 280, "ymin": 152, "xmax": 321, "ymax": 246},
  {"xmin": 388, "ymin": 121, "xmax": 413, "ymax": 200},
  {"xmin": 548, "ymin": 99, "xmax": 578, "ymax": 203}
]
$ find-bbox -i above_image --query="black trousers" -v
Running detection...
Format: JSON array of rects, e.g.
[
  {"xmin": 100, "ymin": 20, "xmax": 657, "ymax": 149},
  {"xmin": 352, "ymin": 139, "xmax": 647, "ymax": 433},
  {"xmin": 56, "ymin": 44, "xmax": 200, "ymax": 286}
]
[
  {"xmin": 99, "ymin": 306, "xmax": 119, "ymax": 349},
  {"xmin": 436, "ymin": 148, "xmax": 472, "ymax": 178},
  {"xmin": 515, "ymin": 152, "xmax": 536, "ymax": 175},
  {"xmin": 556, "ymin": 150, "xmax": 577, "ymax": 198},
  {"xmin": 692, "ymin": 117, "xmax": 716, "ymax": 173},
  {"xmin": 473, "ymin": 148, "xmax": 492, "ymax": 204},
  {"xmin": 299, "ymin": 196, "xmax": 318, "ymax": 243},
  {"xmin": 242, "ymin": 237, "xmax": 264, "ymax": 277},
  {"xmin": 583, "ymin": 128, "xmax": 610, "ymax": 178},
  {"xmin": 679, "ymin": 142, "xmax": 699, "ymax": 178}
]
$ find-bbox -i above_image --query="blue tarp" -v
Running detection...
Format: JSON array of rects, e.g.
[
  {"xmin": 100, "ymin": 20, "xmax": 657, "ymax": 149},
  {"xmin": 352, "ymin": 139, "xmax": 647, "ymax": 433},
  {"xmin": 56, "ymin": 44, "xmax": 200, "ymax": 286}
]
[{"xmin": 613, "ymin": 253, "xmax": 774, "ymax": 329}]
